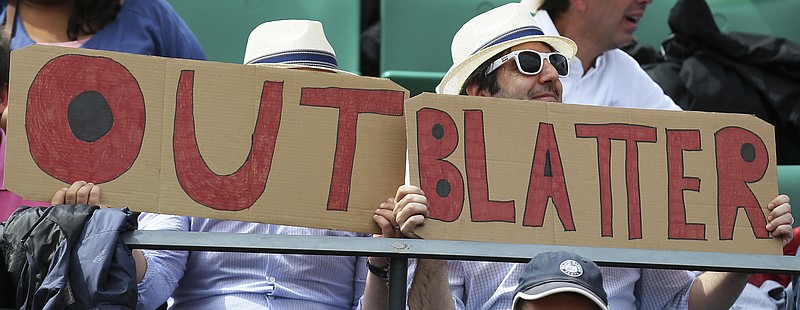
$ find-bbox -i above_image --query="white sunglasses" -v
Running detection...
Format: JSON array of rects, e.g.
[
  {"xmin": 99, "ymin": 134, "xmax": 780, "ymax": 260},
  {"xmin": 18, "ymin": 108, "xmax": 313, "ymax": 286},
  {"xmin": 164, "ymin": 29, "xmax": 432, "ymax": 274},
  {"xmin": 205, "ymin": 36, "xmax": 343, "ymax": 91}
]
[{"xmin": 486, "ymin": 50, "xmax": 569, "ymax": 77}]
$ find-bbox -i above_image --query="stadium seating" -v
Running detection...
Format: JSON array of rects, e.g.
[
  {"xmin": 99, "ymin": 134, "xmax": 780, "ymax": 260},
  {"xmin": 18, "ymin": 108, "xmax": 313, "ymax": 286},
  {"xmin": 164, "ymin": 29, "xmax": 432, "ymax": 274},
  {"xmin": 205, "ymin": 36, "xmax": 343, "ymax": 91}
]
[
  {"xmin": 636, "ymin": 0, "xmax": 800, "ymax": 50},
  {"xmin": 379, "ymin": 0, "xmax": 518, "ymax": 95},
  {"xmin": 166, "ymin": 0, "xmax": 361, "ymax": 73},
  {"xmin": 778, "ymin": 165, "xmax": 800, "ymax": 227}
]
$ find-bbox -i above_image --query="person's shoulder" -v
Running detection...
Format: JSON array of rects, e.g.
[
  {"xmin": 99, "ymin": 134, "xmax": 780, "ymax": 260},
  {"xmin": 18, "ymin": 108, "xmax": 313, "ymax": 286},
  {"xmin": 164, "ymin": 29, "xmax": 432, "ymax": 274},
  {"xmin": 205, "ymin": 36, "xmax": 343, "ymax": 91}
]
[
  {"xmin": 120, "ymin": 0, "xmax": 179, "ymax": 19},
  {"xmin": 602, "ymin": 48, "xmax": 648, "ymax": 70}
]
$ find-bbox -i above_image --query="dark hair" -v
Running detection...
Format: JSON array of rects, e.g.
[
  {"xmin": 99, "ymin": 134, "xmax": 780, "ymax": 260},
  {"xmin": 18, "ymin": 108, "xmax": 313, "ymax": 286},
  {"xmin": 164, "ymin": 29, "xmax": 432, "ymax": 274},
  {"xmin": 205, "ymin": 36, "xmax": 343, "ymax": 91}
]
[
  {"xmin": 0, "ymin": 25, "xmax": 10, "ymax": 87},
  {"xmin": 67, "ymin": 0, "xmax": 122, "ymax": 41},
  {"xmin": 539, "ymin": 0, "xmax": 571, "ymax": 22},
  {"xmin": 459, "ymin": 49, "xmax": 508, "ymax": 96}
]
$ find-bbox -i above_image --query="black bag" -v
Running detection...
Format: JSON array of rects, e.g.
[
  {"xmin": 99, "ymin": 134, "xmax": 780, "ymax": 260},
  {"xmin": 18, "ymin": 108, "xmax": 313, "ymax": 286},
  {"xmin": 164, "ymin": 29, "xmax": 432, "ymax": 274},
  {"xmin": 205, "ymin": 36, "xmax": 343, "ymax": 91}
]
[{"xmin": 1, "ymin": 204, "xmax": 137, "ymax": 309}]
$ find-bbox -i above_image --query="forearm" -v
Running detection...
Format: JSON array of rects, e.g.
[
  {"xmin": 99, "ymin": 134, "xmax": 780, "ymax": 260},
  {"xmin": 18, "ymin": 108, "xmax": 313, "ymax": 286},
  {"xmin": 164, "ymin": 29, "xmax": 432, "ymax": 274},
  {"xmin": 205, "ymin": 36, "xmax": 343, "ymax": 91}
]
[
  {"xmin": 408, "ymin": 259, "xmax": 455, "ymax": 310},
  {"xmin": 134, "ymin": 249, "xmax": 147, "ymax": 283},
  {"xmin": 688, "ymin": 271, "xmax": 750, "ymax": 310},
  {"xmin": 360, "ymin": 256, "xmax": 391, "ymax": 310}
]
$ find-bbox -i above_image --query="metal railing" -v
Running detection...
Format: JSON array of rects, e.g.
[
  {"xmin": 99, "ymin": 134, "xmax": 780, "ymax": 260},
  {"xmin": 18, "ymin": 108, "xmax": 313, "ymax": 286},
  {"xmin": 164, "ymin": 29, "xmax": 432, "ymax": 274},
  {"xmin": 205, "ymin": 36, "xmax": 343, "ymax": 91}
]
[{"xmin": 122, "ymin": 230, "xmax": 800, "ymax": 310}]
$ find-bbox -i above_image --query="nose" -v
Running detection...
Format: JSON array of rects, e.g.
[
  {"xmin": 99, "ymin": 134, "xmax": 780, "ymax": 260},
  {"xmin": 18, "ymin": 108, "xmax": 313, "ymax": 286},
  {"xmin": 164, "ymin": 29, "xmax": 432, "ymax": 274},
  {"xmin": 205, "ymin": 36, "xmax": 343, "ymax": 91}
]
[
  {"xmin": 538, "ymin": 60, "xmax": 560, "ymax": 84},
  {"xmin": 636, "ymin": 0, "xmax": 653, "ymax": 4}
]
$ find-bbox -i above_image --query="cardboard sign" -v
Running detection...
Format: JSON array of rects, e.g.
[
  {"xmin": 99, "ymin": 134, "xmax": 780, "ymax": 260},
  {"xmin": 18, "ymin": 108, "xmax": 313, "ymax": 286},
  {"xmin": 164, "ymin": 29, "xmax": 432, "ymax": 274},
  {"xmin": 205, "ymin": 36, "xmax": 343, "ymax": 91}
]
[
  {"xmin": 6, "ymin": 45, "xmax": 408, "ymax": 234},
  {"xmin": 406, "ymin": 93, "xmax": 781, "ymax": 254}
]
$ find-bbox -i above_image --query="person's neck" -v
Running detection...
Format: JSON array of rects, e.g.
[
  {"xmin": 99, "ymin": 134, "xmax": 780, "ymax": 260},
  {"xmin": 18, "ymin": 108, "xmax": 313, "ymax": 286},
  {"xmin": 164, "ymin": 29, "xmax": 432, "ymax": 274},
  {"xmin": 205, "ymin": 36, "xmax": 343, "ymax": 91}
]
[
  {"xmin": 18, "ymin": 0, "xmax": 79, "ymax": 43},
  {"xmin": 553, "ymin": 16, "xmax": 606, "ymax": 75}
]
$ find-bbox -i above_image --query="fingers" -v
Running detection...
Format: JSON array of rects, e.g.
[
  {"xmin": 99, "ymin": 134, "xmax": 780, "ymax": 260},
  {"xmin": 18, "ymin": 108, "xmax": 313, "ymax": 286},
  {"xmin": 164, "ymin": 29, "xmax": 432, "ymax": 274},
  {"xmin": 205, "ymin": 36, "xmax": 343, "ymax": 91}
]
[
  {"xmin": 768, "ymin": 194, "xmax": 790, "ymax": 210},
  {"xmin": 373, "ymin": 198, "xmax": 399, "ymax": 238},
  {"xmin": 51, "ymin": 187, "xmax": 68, "ymax": 205},
  {"xmin": 394, "ymin": 185, "xmax": 429, "ymax": 238},
  {"xmin": 766, "ymin": 200, "xmax": 792, "ymax": 231},
  {"xmin": 54, "ymin": 181, "xmax": 102, "ymax": 206},
  {"xmin": 396, "ymin": 199, "xmax": 429, "ymax": 228},
  {"xmin": 76, "ymin": 182, "xmax": 94, "ymax": 204},
  {"xmin": 772, "ymin": 223, "xmax": 793, "ymax": 243},
  {"xmin": 765, "ymin": 197, "xmax": 794, "ymax": 246},
  {"xmin": 394, "ymin": 185, "xmax": 424, "ymax": 208},
  {"xmin": 88, "ymin": 185, "xmax": 101, "ymax": 206},
  {"xmin": 64, "ymin": 181, "xmax": 87, "ymax": 204},
  {"xmin": 399, "ymin": 214, "xmax": 426, "ymax": 237}
]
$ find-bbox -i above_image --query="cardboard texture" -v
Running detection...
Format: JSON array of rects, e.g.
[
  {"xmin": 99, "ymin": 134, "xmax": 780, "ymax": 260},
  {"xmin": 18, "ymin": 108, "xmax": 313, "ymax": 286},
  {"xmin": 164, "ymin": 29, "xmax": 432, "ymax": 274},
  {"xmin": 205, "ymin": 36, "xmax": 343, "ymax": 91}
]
[
  {"xmin": 5, "ymin": 46, "xmax": 782, "ymax": 255},
  {"xmin": 406, "ymin": 93, "xmax": 781, "ymax": 255},
  {"xmin": 6, "ymin": 45, "xmax": 408, "ymax": 234}
]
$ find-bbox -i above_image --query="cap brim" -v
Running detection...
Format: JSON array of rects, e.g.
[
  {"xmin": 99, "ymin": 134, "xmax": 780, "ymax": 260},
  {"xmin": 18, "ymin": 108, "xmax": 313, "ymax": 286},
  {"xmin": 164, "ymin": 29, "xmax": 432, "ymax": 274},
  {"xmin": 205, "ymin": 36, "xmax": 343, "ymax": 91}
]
[
  {"xmin": 249, "ymin": 63, "xmax": 357, "ymax": 75},
  {"xmin": 437, "ymin": 35, "xmax": 576, "ymax": 95},
  {"xmin": 511, "ymin": 282, "xmax": 608, "ymax": 310}
]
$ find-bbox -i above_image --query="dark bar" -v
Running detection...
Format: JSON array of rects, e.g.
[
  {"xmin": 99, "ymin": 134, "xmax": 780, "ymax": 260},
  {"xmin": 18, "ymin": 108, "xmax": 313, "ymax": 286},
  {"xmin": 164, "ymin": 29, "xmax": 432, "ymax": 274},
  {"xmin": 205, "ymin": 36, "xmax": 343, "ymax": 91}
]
[
  {"xmin": 388, "ymin": 258, "xmax": 408, "ymax": 310},
  {"xmin": 122, "ymin": 230, "xmax": 800, "ymax": 274}
]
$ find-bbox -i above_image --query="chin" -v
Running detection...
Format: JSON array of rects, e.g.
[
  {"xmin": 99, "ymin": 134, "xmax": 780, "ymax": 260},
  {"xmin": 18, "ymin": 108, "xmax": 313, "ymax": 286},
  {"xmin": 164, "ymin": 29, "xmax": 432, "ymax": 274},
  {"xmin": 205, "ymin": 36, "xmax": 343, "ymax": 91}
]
[{"xmin": 617, "ymin": 36, "xmax": 635, "ymax": 48}]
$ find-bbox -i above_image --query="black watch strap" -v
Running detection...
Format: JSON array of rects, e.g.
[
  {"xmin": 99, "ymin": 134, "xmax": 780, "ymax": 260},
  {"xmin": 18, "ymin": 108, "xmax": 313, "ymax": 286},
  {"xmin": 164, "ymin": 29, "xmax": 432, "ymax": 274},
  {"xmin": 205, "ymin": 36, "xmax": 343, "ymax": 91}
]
[{"xmin": 367, "ymin": 259, "xmax": 390, "ymax": 280}]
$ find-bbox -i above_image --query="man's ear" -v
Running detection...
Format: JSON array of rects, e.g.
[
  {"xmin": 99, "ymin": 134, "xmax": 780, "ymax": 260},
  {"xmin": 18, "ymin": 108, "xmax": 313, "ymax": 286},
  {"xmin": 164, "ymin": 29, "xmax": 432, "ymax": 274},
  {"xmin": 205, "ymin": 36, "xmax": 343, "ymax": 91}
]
[
  {"xmin": 465, "ymin": 82, "xmax": 492, "ymax": 97},
  {"xmin": 570, "ymin": 0, "xmax": 588, "ymax": 12}
]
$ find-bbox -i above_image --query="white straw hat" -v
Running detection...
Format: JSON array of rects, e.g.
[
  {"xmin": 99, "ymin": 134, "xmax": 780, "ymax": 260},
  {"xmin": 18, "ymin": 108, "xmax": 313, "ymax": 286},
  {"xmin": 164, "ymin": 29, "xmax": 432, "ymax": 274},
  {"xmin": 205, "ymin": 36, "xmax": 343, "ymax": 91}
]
[
  {"xmin": 243, "ymin": 20, "xmax": 353, "ymax": 74},
  {"xmin": 437, "ymin": 3, "xmax": 576, "ymax": 94}
]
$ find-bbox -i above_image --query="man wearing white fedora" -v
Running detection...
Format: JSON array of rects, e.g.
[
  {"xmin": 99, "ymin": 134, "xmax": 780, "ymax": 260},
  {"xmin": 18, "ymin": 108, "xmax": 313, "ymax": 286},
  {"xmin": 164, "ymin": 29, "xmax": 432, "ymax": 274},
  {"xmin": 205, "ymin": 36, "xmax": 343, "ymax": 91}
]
[
  {"xmin": 133, "ymin": 20, "xmax": 414, "ymax": 310},
  {"xmin": 387, "ymin": 3, "xmax": 795, "ymax": 310}
]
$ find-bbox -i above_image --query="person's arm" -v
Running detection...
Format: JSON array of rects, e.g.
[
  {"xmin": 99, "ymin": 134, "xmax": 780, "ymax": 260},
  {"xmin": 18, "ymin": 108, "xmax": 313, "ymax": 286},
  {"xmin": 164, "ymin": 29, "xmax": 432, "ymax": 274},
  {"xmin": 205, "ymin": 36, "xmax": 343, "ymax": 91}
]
[
  {"xmin": 408, "ymin": 259, "xmax": 454, "ymax": 309},
  {"xmin": 136, "ymin": 213, "xmax": 190, "ymax": 310},
  {"xmin": 395, "ymin": 185, "xmax": 455, "ymax": 310},
  {"xmin": 688, "ymin": 194, "xmax": 793, "ymax": 310},
  {"xmin": 150, "ymin": 0, "xmax": 206, "ymax": 60},
  {"xmin": 689, "ymin": 272, "xmax": 750, "ymax": 310},
  {"xmin": 361, "ymin": 186, "xmax": 431, "ymax": 309},
  {"xmin": 133, "ymin": 249, "xmax": 147, "ymax": 283},
  {"xmin": 359, "ymin": 255, "xmax": 390, "ymax": 310}
]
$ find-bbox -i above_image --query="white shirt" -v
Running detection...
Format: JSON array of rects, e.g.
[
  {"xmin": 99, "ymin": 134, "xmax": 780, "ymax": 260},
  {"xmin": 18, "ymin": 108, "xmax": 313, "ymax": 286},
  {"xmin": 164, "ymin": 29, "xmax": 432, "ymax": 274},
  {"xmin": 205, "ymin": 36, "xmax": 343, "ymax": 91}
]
[{"xmin": 534, "ymin": 10, "xmax": 682, "ymax": 111}]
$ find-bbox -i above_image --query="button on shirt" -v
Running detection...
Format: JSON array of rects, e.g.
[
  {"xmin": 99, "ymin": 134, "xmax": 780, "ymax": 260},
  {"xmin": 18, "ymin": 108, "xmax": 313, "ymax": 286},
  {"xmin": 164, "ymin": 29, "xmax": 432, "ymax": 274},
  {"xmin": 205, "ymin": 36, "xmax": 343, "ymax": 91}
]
[{"xmin": 136, "ymin": 214, "xmax": 369, "ymax": 310}]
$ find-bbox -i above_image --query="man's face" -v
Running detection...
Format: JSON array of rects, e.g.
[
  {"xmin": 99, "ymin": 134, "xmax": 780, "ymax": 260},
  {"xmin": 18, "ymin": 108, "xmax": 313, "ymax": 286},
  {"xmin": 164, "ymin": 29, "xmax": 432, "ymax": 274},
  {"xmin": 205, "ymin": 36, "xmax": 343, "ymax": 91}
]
[
  {"xmin": 586, "ymin": 0, "xmax": 653, "ymax": 49},
  {"xmin": 477, "ymin": 41, "xmax": 563, "ymax": 103},
  {"xmin": 517, "ymin": 292, "xmax": 601, "ymax": 310}
]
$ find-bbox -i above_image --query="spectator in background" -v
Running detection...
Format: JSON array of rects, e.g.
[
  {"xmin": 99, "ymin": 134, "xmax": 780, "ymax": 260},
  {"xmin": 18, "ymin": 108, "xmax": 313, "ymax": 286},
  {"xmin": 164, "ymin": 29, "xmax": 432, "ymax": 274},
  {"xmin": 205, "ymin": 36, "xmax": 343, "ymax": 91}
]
[
  {"xmin": 512, "ymin": 251, "xmax": 608, "ymax": 310},
  {"xmin": 0, "ymin": 0, "xmax": 205, "ymax": 221},
  {"xmin": 0, "ymin": 0, "xmax": 204, "ymax": 59}
]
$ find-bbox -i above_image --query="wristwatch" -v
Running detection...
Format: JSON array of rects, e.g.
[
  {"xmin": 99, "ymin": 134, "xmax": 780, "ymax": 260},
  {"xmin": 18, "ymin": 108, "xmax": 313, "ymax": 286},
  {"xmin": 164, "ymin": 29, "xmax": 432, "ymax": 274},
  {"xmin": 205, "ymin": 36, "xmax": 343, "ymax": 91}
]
[{"xmin": 366, "ymin": 259, "xmax": 390, "ymax": 281}]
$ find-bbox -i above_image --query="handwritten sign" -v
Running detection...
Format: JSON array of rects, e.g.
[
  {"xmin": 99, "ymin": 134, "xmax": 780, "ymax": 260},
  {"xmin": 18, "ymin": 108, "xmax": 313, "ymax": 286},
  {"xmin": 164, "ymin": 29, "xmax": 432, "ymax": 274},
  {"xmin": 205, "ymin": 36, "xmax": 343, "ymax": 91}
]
[
  {"xmin": 6, "ymin": 45, "xmax": 408, "ymax": 233},
  {"xmin": 6, "ymin": 47, "xmax": 783, "ymax": 255},
  {"xmin": 406, "ymin": 93, "xmax": 781, "ymax": 254}
]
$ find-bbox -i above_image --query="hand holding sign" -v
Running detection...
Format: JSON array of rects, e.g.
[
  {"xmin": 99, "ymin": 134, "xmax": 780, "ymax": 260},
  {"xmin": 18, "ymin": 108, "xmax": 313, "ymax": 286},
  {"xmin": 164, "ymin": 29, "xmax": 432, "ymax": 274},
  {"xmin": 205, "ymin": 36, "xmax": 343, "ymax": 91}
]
[
  {"xmin": 766, "ymin": 194, "xmax": 793, "ymax": 246},
  {"xmin": 50, "ymin": 181, "xmax": 101, "ymax": 206}
]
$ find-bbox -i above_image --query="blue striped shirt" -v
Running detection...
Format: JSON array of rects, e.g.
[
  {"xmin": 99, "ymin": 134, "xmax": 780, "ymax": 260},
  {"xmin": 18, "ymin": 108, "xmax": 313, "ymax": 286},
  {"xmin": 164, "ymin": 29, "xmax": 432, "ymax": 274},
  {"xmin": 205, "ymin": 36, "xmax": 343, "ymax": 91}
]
[{"xmin": 136, "ymin": 213, "xmax": 369, "ymax": 310}]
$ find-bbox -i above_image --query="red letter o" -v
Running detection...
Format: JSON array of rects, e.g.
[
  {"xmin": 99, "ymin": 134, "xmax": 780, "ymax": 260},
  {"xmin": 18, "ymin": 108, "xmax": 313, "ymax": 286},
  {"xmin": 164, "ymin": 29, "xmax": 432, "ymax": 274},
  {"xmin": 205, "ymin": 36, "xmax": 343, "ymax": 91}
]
[{"xmin": 26, "ymin": 54, "xmax": 145, "ymax": 183}]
